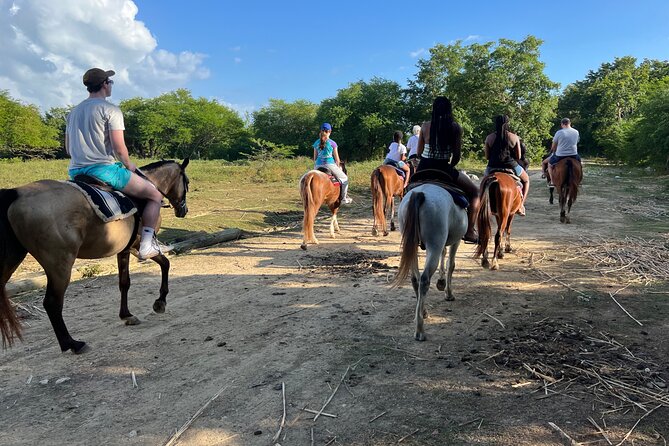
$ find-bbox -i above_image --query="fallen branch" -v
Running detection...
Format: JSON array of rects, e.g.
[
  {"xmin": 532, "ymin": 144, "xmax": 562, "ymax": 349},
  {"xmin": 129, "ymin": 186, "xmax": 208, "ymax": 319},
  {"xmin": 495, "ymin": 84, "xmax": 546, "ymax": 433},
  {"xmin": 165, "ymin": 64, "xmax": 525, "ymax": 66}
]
[
  {"xmin": 397, "ymin": 428, "xmax": 419, "ymax": 443},
  {"xmin": 164, "ymin": 384, "xmax": 231, "ymax": 446},
  {"xmin": 313, "ymin": 366, "xmax": 350, "ymax": 421},
  {"xmin": 548, "ymin": 422, "xmax": 581, "ymax": 446},
  {"xmin": 483, "ymin": 312, "xmax": 505, "ymax": 329},
  {"xmin": 609, "ymin": 292, "xmax": 643, "ymax": 326},
  {"xmin": 271, "ymin": 382, "xmax": 286, "ymax": 442}
]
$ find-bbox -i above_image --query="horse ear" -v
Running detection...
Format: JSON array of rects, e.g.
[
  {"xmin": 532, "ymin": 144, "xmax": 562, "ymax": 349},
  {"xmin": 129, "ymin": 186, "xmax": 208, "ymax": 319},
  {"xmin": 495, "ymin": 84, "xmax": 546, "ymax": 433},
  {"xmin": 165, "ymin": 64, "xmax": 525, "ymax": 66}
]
[{"xmin": 182, "ymin": 158, "xmax": 190, "ymax": 169}]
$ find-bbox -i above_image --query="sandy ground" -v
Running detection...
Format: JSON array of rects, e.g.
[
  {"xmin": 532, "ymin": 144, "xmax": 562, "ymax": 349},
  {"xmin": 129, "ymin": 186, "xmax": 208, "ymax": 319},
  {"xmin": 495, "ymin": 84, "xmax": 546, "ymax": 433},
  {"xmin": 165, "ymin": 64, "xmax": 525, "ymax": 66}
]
[{"xmin": 1, "ymin": 167, "xmax": 668, "ymax": 446}]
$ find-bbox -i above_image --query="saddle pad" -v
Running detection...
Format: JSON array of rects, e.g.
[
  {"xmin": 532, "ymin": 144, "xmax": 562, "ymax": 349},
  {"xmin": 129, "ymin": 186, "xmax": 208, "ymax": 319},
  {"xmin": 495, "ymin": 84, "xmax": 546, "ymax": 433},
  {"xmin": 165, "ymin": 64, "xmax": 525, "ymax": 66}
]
[
  {"xmin": 316, "ymin": 167, "xmax": 342, "ymax": 186},
  {"xmin": 405, "ymin": 180, "xmax": 469, "ymax": 209},
  {"xmin": 382, "ymin": 160, "xmax": 406, "ymax": 178},
  {"xmin": 63, "ymin": 180, "xmax": 138, "ymax": 222}
]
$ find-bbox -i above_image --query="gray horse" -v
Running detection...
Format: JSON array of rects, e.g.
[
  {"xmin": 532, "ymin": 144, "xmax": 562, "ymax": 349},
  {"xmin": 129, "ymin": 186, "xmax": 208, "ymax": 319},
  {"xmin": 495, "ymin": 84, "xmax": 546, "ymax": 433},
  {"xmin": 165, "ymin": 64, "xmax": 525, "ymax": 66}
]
[{"xmin": 392, "ymin": 184, "xmax": 467, "ymax": 341}]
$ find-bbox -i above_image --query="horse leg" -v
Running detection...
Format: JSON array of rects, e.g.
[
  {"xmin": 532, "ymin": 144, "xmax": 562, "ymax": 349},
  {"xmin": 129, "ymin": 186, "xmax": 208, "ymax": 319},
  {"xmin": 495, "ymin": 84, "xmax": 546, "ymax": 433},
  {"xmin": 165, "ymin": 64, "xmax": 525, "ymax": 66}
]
[
  {"xmin": 151, "ymin": 254, "xmax": 170, "ymax": 313},
  {"xmin": 504, "ymin": 216, "xmax": 514, "ymax": 253},
  {"xmin": 383, "ymin": 193, "xmax": 391, "ymax": 236},
  {"xmin": 117, "ymin": 251, "xmax": 140, "ymax": 325},
  {"xmin": 410, "ymin": 262, "xmax": 420, "ymax": 298},
  {"xmin": 415, "ymin": 245, "xmax": 440, "ymax": 341},
  {"xmin": 436, "ymin": 247, "xmax": 446, "ymax": 292},
  {"xmin": 389, "ymin": 196, "xmax": 396, "ymax": 233},
  {"xmin": 42, "ymin": 264, "xmax": 86, "ymax": 353},
  {"xmin": 481, "ymin": 244, "xmax": 490, "ymax": 269},
  {"xmin": 329, "ymin": 208, "xmax": 340, "ymax": 238},
  {"xmin": 559, "ymin": 186, "xmax": 567, "ymax": 223},
  {"xmin": 491, "ymin": 216, "xmax": 503, "ymax": 270},
  {"xmin": 445, "ymin": 241, "xmax": 460, "ymax": 301}
]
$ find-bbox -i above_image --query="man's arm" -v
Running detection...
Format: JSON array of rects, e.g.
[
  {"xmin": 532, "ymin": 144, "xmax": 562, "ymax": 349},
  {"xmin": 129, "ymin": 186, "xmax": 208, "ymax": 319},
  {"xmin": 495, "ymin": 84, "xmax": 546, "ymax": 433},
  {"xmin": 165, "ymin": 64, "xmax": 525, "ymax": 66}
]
[
  {"xmin": 110, "ymin": 129, "xmax": 136, "ymax": 171},
  {"xmin": 64, "ymin": 133, "xmax": 70, "ymax": 156}
]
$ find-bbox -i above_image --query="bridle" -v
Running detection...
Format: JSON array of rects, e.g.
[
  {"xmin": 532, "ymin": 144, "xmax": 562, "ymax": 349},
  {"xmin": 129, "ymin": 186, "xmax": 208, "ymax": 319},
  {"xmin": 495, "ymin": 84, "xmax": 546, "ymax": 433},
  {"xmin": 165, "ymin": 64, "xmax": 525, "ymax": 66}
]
[{"xmin": 136, "ymin": 166, "xmax": 189, "ymax": 215}]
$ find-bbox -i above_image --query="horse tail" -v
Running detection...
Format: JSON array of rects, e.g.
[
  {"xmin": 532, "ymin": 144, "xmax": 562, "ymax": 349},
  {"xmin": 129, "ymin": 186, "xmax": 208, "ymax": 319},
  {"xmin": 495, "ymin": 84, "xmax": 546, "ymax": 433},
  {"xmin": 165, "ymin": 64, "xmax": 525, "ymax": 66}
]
[
  {"xmin": 475, "ymin": 176, "xmax": 496, "ymax": 258},
  {"xmin": 371, "ymin": 169, "xmax": 385, "ymax": 229},
  {"xmin": 391, "ymin": 191, "xmax": 425, "ymax": 288},
  {"xmin": 567, "ymin": 159, "xmax": 580, "ymax": 204},
  {"xmin": 301, "ymin": 173, "xmax": 317, "ymax": 243},
  {"xmin": 0, "ymin": 189, "xmax": 25, "ymax": 347}
]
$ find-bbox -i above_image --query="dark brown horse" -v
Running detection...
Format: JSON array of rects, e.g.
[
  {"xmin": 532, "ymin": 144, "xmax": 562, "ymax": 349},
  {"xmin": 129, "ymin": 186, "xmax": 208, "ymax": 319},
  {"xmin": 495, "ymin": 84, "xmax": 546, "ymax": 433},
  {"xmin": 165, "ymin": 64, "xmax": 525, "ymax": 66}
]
[
  {"xmin": 551, "ymin": 158, "xmax": 582, "ymax": 223},
  {"xmin": 371, "ymin": 165, "xmax": 405, "ymax": 236},
  {"xmin": 475, "ymin": 172, "xmax": 523, "ymax": 270},
  {"xmin": 299, "ymin": 163, "xmax": 346, "ymax": 250},
  {"xmin": 0, "ymin": 159, "xmax": 190, "ymax": 353}
]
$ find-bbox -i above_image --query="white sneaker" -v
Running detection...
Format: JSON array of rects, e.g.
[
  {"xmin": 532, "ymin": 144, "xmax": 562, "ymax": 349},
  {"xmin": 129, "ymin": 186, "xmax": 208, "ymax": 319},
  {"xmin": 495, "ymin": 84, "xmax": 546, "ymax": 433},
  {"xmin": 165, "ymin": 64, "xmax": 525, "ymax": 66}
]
[
  {"xmin": 343, "ymin": 196, "xmax": 353, "ymax": 204},
  {"xmin": 138, "ymin": 237, "xmax": 173, "ymax": 260}
]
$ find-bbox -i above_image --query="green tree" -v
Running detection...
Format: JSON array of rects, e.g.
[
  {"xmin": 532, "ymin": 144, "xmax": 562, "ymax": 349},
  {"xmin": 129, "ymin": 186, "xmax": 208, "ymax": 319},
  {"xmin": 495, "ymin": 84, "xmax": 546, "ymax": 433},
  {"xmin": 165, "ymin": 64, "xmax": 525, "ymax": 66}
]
[
  {"xmin": 317, "ymin": 78, "xmax": 407, "ymax": 161},
  {"xmin": 408, "ymin": 36, "xmax": 559, "ymax": 161},
  {"xmin": 557, "ymin": 57, "xmax": 669, "ymax": 158},
  {"xmin": 252, "ymin": 99, "xmax": 319, "ymax": 157},
  {"xmin": 0, "ymin": 91, "xmax": 59, "ymax": 158},
  {"xmin": 121, "ymin": 89, "xmax": 251, "ymax": 160},
  {"xmin": 629, "ymin": 83, "xmax": 669, "ymax": 167}
]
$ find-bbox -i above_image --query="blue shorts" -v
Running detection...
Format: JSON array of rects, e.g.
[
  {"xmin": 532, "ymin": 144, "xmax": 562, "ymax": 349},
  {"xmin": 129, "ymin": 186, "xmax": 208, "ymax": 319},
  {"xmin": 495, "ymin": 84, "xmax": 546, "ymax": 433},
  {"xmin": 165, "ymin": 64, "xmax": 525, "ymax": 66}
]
[
  {"xmin": 384, "ymin": 159, "xmax": 406, "ymax": 169},
  {"xmin": 549, "ymin": 154, "xmax": 581, "ymax": 165},
  {"xmin": 69, "ymin": 162, "xmax": 132, "ymax": 190}
]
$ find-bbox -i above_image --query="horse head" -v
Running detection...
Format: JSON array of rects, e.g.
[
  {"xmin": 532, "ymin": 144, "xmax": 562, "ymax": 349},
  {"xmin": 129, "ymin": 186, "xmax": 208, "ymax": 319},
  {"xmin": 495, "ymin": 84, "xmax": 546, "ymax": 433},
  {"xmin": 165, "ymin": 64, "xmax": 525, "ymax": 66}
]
[{"xmin": 141, "ymin": 158, "xmax": 190, "ymax": 218}]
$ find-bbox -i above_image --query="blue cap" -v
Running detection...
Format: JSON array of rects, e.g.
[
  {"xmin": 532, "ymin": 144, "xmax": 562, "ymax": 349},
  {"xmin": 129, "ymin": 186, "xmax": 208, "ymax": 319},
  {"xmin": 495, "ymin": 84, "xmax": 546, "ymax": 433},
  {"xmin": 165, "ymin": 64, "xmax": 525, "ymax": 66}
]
[{"xmin": 321, "ymin": 122, "xmax": 332, "ymax": 131}]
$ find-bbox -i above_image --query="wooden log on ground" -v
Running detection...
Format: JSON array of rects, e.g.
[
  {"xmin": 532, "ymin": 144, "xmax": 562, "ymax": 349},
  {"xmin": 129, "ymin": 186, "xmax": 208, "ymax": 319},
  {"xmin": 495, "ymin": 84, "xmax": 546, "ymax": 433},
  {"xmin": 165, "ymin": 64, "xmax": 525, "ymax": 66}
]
[{"xmin": 171, "ymin": 228, "xmax": 243, "ymax": 254}]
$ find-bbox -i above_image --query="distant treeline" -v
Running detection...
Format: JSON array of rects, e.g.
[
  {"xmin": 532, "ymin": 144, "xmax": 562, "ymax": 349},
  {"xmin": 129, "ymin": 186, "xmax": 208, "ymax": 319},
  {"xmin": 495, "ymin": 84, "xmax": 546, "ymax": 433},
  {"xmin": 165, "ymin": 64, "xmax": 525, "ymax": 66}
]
[{"xmin": 1, "ymin": 36, "xmax": 668, "ymax": 167}]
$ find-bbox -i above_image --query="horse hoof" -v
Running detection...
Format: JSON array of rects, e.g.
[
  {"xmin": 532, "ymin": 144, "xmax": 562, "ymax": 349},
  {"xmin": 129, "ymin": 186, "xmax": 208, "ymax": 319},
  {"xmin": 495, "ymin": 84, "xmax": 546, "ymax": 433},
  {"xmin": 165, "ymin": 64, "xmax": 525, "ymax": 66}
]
[
  {"xmin": 482, "ymin": 260, "xmax": 490, "ymax": 269},
  {"xmin": 300, "ymin": 243, "xmax": 308, "ymax": 250},
  {"xmin": 383, "ymin": 231, "xmax": 389, "ymax": 236},
  {"xmin": 371, "ymin": 228, "xmax": 378, "ymax": 236},
  {"xmin": 505, "ymin": 246, "xmax": 512, "ymax": 253},
  {"xmin": 71, "ymin": 341, "xmax": 88, "ymax": 354},
  {"xmin": 436, "ymin": 278, "xmax": 446, "ymax": 291},
  {"xmin": 390, "ymin": 223, "xmax": 396, "ymax": 231},
  {"xmin": 153, "ymin": 300, "xmax": 166, "ymax": 313},
  {"xmin": 497, "ymin": 252, "xmax": 504, "ymax": 259},
  {"xmin": 549, "ymin": 198, "xmax": 554, "ymax": 204},
  {"xmin": 565, "ymin": 218, "xmax": 571, "ymax": 224},
  {"xmin": 491, "ymin": 263, "xmax": 499, "ymax": 271},
  {"xmin": 124, "ymin": 316, "xmax": 141, "ymax": 326},
  {"xmin": 560, "ymin": 215, "xmax": 566, "ymax": 223},
  {"xmin": 415, "ymin": 332, "xmax": 426, "ymax": 341}
]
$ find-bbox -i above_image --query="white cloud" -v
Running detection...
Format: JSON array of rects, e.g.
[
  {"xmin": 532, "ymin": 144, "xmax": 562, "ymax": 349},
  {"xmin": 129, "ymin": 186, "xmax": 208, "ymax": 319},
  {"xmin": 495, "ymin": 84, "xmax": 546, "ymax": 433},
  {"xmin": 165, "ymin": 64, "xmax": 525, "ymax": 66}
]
[
  {"xmin": 410, "ymin": 48, "xmax": 427, "ymax": 58},
  {"xmin": 230, "ymin": 45, "xmax": 241, "ymax": 52},
  {"xmin": 464, "ymin": 34, "xmax": 480, "ymax": 42},
  {"xmin": 234, "ymin": 57, "xmax": 242, "ymax": 64},
  {"xmin": 0, "ymin": 0, "xmax": 209, "ymax": 110}
]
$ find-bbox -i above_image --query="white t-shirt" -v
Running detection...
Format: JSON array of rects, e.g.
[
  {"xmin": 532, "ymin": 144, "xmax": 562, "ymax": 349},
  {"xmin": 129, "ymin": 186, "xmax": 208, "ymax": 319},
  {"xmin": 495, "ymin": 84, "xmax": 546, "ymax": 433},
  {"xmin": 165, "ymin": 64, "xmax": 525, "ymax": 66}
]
[
  {"xmin": 385, "ymin": 142, "xmax": 407, "ymax": 162},
  {"xmin": 406, "ymin": 135, "xmax": 419, "ymax": 157},
  {"xmin": 553, "ymin": 127, "xmax": 579, "ymax": 157},
  {"xmin": 66, "ymin": 98, "xmax": 125, "ymax": 169}
]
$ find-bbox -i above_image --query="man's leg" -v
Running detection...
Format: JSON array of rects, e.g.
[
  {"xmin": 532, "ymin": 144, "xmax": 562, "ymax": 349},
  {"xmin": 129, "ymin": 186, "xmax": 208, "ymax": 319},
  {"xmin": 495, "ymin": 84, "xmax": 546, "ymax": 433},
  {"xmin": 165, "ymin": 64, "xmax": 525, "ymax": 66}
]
[
  {"xmin": 122, "ymin": 173, "xmax": 168, "ymax": 259},
  {"xmin": 517, "ymin": 170, "xmax": 530, "ymax": 216},
  {"xmin": 402, "ymin": 165, "xmax": 410, "ymax": 187}
]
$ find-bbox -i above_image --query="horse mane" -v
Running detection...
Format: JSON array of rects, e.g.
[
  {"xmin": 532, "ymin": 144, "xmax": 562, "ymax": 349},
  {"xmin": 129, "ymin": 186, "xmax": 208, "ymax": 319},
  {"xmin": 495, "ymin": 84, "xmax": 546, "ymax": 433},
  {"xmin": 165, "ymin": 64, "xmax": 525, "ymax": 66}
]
[{"xmin": 140, "ymin": 160, "xmax": 178, "ymax": 171}]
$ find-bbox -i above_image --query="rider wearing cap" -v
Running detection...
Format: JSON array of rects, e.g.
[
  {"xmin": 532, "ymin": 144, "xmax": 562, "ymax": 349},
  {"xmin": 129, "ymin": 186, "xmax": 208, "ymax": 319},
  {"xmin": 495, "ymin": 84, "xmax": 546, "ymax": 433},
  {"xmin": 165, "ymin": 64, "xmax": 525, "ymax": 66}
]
[
  {"xmin": 66, "ymin": 68, "xmax": 172, "ymax": 260},
  {"xmin": 313, "ymin": 122, "xmax": 352, "ymax": 204}
]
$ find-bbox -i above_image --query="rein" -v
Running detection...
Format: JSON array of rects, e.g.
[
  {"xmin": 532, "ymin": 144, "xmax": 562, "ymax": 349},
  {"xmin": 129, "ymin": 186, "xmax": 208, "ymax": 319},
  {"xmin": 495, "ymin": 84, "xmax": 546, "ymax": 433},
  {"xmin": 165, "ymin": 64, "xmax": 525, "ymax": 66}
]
[{"xmin": 136, "ymin": 166, "xmax": 188, "ymax": 215}]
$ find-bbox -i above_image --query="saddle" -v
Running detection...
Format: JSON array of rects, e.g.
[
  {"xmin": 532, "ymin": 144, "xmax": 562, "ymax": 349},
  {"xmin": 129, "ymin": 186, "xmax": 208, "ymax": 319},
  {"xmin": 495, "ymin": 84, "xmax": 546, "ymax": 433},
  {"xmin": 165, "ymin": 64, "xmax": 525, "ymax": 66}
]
[
  {"xmin": 316, "ymin": 167, "xmax": 342, "ymax": 186},
  {"xmin": 382, "ymin": 160, "xmax": 406, "ymax": 179},
  {"xmin": 486, "ymin": 169, "xmax": 524, "ymax": 197},
  {"xmin": 68, "ymin": 176, "xmax": 142, "ymax": 221},
  {"xmin": 405, "ymin": 169, "xmax": 469, "ymax": 209}
]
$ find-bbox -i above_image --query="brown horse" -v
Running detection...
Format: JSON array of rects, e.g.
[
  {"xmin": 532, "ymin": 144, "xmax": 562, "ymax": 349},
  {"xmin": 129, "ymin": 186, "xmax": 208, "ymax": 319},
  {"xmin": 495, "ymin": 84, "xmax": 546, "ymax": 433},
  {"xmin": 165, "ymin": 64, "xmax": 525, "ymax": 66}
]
[
  {"xmin": 371, "ymin": 165, "xmax": 405, "ymax": 236},
  {"xmin": 475, "ymin": 172, "xmax": 523, "ymax": 270},
  {"xmin": 0, "ymin": 160, "xmax": 190, "ymax": 353},
  {"xmin": 299, "ymin": 163, "xmax": 346, "ymax": 250},
  {"xmin": 551, "ymin": 158, "xmax": 582, "ymax": 223}
]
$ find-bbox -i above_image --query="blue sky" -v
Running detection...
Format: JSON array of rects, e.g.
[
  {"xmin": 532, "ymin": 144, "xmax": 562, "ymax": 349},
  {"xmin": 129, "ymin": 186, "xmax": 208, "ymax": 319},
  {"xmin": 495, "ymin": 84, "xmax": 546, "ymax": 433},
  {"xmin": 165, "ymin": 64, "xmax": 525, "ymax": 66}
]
[{"xmin": 1, "ymin": 0, "xmax": 668, "ymax": 112}]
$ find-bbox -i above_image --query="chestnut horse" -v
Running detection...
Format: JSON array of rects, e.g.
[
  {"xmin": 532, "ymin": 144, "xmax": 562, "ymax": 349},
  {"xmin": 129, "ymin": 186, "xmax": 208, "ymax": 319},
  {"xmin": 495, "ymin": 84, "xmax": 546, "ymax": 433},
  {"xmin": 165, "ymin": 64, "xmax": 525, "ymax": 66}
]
[
  {"xmin": 299, "ymin": 163, "xmax": 346, "ymax": 250},
  {"xmin": 391, "ymin": 184, "xmax": 467, "ymax": 341},
  {"xmin": 0, "ymin": 160, "xmax": 190, "ymax": 353},
  {"xmin": 475, "ymin": 172, "xmax": 523, "ymax": 270},
  {"xmin": 551, "ymin": 157, "xmax": 582, "ymax": 223},
  {"xmin": 370, "ymin": 165, "xmax": 405, "ymax": 236}
]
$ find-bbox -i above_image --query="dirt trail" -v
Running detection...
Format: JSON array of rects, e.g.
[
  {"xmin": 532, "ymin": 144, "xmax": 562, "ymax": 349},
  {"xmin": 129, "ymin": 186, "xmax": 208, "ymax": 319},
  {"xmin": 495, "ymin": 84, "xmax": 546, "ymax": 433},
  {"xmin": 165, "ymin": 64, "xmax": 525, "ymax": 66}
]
[{"xmin": 1, "ymin": 167, "xmax": 668, "ymax": 446}]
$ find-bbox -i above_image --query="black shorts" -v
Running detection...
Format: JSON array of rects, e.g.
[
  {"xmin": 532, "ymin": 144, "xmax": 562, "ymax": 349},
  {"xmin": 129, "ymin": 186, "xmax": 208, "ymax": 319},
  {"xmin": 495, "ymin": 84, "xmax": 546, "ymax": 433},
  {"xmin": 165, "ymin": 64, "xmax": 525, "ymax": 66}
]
[{"xmin": 416, "ymin": 157, "xmax": 460, "ymax": 182}]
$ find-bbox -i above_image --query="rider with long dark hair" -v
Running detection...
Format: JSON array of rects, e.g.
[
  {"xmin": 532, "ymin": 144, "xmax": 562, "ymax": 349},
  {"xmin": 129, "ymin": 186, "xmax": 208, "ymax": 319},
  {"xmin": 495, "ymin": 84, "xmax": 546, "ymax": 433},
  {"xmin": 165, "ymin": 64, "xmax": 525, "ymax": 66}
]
[
  {"xmin": 416, "ymin": 97, "xmax": 479, "ymax": 243},
  {"xmin": 484, "ymin": 115, "xmax": 530, "ymax": 215}
]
